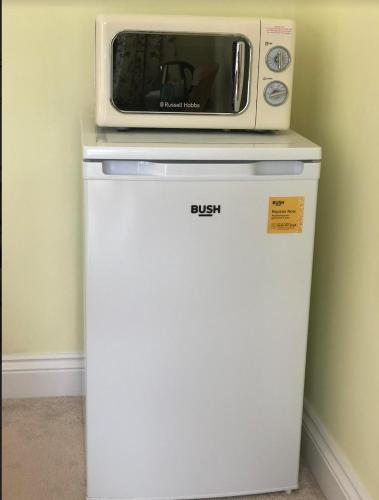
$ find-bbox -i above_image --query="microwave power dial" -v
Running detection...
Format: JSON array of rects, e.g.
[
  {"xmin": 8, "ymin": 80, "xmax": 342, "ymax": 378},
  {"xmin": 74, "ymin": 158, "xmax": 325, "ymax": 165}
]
[
  {"xmin": 264, "ymin": 81, "xmax": 288, "ymax": 106},
  {"xmin": 266, "ymin": 46, "xmax": 291, "ymax": 72}
]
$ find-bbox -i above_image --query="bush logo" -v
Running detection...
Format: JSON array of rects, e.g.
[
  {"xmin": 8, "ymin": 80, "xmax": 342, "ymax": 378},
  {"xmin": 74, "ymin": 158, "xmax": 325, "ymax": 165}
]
[{"xmin": 191, "ymin": 205, "xmax": 221, "ymax": 217}]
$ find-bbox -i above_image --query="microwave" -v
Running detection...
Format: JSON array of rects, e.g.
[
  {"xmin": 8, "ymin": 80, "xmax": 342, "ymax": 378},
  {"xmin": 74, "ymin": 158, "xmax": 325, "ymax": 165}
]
[{"xmin": 96, "ymin": 15, "xmax": 295, "ymax": 130}]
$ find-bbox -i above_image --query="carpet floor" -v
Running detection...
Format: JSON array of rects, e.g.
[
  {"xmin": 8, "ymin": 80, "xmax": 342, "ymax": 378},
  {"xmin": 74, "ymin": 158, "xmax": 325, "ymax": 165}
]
[{"xmin": 2, "ymin": 397, "xmax": 325, "ymax": 500}]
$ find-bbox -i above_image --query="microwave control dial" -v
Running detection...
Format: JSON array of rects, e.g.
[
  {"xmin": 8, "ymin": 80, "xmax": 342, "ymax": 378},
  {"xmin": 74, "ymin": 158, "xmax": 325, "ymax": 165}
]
[
  {"xmin": 266, "ymin": 46, "xmax": 291, "ymax": 72},
  {"xmin": 264, "ymin": 81, "xmax": 288, "ymax": 106}
]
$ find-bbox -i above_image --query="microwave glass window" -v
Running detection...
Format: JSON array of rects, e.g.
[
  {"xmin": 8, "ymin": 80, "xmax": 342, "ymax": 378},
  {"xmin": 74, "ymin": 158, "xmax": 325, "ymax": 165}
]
[{"xmin": 111, "ymin": 32, "xmax": 251, "ymax": 114}]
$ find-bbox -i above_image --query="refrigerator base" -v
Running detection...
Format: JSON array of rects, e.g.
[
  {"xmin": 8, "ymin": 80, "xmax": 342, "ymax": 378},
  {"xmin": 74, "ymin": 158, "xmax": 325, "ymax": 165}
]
[{"xmin": 86, "ymin": 484, "xmax": 298, "ymax": 500}]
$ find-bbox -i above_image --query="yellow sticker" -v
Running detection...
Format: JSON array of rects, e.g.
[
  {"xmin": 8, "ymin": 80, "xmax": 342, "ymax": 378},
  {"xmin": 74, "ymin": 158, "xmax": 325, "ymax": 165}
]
[{"xmin": 267, "ymin": 196, "xmax": 304, "ymax": 234}]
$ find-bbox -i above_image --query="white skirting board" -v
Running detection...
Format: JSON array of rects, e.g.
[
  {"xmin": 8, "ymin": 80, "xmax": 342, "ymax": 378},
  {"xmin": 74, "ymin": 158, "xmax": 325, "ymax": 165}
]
[
  {"xmin": 2, "ymin": 354, "xmax": 373, "ymax": 500},
  {"xmin": 302, "ymin": 399, "xmax": 373, "ymax": 500},
  {"xmin": 2, "ymin": 353, "xmax": 85, "ymax": 399}
]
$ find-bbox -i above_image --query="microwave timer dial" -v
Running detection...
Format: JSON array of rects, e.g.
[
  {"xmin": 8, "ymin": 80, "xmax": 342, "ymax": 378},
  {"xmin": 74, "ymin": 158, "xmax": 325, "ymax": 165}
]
[
  {"xmin": 264, "ymin": 81, "xmax": 288, "ymax": 106},
  {"xmin": 266, "ymin": 46, "xmax": 291, "ymax": 72}
]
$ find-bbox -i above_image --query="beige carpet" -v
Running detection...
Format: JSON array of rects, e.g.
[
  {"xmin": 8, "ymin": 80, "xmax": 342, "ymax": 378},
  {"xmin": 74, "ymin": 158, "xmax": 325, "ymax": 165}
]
[{"xmin": 2, "ymin": 397, "xmax": 325, "ymax": 500}]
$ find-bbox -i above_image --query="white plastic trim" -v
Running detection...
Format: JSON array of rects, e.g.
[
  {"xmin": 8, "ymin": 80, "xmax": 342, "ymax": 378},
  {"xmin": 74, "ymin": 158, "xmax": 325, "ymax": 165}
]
[
  {"xmin": 2, "ymin": 353, "xmax": 85, "ymax": 399},
  {"xmin": 302, "ymin": 399, "xmax": 373, "ymax": 500}
]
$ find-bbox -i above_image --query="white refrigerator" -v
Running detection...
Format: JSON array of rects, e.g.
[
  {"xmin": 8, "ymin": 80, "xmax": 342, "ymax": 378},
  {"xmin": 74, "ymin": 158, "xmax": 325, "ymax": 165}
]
[{"xmin": 82, "ymin": 118, "xmax": 321, "ymax": 500}]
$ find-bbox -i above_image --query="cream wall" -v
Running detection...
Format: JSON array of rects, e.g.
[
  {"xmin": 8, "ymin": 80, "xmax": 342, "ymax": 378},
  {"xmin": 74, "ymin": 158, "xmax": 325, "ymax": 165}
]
[
  {"xmin": 291, "ymin": 2, "xmax": 379, "ymax": 499},
  {"xmin": 3, "ymin": 0, "xmax": 379, "ymax": 498}
]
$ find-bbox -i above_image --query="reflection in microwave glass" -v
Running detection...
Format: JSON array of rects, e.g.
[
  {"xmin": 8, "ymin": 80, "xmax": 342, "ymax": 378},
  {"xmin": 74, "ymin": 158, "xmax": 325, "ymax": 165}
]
[{"xmin": 112, "ymin": 32, "xmax": 248, "ymax": 114}]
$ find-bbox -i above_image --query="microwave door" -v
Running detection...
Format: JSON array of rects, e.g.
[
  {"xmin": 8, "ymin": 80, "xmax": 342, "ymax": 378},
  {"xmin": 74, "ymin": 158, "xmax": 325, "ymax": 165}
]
[{"xmin": 111, "ymin": 32, "xmax": 250, "ymax": 115}]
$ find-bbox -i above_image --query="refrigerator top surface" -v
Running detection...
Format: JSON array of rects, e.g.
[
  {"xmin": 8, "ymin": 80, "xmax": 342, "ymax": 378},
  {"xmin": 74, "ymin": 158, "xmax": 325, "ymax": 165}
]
[{"xmin": 81, "ymin": 113, "xmax": 321, "ymax": 162}]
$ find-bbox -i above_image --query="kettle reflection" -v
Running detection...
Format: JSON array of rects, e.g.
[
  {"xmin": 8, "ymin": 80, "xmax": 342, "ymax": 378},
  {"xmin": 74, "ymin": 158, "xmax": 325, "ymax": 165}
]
[{"xmin": 160, "ymin": 61, "xmax": 194, "ymax": 103}]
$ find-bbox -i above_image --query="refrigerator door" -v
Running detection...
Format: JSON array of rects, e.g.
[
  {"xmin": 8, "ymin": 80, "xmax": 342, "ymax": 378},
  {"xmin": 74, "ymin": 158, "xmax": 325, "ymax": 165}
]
[{"xmin": 84, "ymin": 161, "xmax": 320, "ymax": 500}]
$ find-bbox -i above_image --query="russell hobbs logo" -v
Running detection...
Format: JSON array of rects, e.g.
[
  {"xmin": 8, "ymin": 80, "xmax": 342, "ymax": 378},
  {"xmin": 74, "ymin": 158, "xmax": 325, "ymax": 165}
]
[
  {"xmin": 160, "ymin": 101, "xmax": 200, "ymax": 109},
  {"xmin": 191, "ymin": 205, "xmax": 221, "ymax": 217}
]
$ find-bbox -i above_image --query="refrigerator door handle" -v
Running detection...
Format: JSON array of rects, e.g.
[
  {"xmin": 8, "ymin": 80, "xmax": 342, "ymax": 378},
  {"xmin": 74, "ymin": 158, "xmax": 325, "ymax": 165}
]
[{"xmin": 83, "ymin": 160, "xmax": 320, "ymax": 180}]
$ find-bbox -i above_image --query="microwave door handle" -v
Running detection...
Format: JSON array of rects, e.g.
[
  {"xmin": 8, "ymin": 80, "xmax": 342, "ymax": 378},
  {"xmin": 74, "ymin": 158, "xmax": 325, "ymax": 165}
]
[{"xmin": 233, "ymin": 41, "xmax": 245, "ymax": 112}]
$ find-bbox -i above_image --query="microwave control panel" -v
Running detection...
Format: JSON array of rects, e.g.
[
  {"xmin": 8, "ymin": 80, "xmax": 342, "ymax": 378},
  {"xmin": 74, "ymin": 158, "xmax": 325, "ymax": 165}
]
[{"xmin": 255, "ymin": 19, "xmax": 295, "ymax": 130}]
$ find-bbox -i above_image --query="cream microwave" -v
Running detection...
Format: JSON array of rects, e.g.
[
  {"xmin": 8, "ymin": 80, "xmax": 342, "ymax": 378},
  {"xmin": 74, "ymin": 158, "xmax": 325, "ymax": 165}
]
[{"xmin": 96, "ymin": 15, "xmax": 295, "ymax": 130}]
